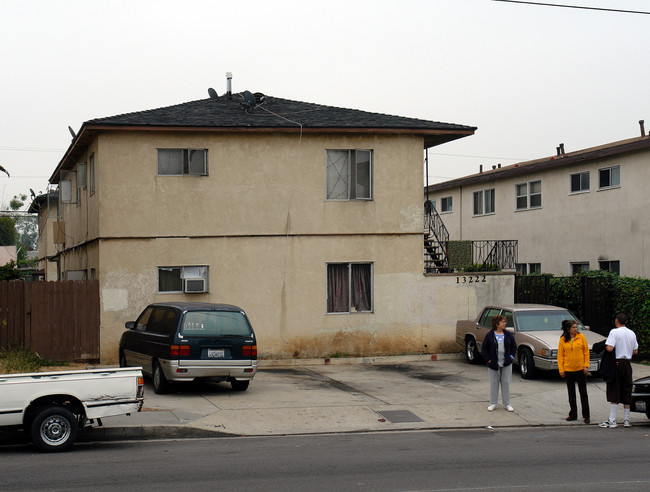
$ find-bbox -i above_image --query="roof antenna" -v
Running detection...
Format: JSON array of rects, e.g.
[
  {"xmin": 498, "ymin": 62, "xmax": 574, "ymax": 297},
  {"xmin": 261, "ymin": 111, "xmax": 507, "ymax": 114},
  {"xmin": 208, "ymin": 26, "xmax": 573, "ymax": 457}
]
[
  {"xmin": 68, "ymin": 126, "xmax": 76, "ymax": 139},
  {"xmin": 208, "ymin": 88, "xmax": 218, "ymax": 99}
]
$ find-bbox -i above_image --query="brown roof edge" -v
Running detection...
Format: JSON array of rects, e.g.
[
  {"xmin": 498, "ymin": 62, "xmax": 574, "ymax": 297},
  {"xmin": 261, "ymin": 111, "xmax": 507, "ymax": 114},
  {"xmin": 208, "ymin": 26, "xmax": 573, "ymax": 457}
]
[{"xmin": 426, "ymin": 134, "xmax": 650, "ymax": 193}]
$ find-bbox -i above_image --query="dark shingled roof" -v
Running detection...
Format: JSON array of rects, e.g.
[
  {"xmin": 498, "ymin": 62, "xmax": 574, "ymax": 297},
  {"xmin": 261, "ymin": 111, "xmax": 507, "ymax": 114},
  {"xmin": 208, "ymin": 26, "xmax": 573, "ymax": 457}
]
[
  {"xmin": 51, "ymin": 92, "xmax": 476, "ymax": 182},
  {"xmin": 86, "ymin": 92, "xmax": 475, "ymax": 133}
]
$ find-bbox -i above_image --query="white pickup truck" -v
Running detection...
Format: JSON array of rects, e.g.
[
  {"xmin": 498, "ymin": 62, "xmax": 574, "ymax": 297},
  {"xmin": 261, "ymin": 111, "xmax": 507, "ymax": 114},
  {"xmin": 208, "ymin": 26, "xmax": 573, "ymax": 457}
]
[{"xmin": 0, "ymin": 367, "xmax": 144, "ymax": 452}]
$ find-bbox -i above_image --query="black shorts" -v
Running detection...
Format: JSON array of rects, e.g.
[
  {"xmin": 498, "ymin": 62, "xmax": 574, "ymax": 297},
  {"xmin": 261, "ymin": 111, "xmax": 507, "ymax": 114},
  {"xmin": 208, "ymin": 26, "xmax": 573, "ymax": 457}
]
[{"xmin": 606, "ymin": 360, "xmax": 633, "ymax": 405}]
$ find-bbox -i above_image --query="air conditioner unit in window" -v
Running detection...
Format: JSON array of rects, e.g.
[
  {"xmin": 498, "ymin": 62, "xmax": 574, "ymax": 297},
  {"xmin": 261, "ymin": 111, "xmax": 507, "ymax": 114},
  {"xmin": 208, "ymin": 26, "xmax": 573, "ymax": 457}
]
[{"xmin": 184, "ymin": 278, "xmax": 207, "ymax": 293}]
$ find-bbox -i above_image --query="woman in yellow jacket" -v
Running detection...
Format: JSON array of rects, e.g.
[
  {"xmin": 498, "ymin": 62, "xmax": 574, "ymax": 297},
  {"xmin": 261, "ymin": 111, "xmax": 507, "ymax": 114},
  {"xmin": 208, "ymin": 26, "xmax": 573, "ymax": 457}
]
[{"xmin": 558, "ymin": 319, "xmax": 591, "ymax": 423}]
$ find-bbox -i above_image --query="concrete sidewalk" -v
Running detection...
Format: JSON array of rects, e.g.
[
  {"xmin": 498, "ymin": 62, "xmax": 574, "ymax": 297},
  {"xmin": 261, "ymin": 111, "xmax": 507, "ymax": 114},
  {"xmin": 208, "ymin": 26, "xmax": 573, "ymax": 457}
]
[{"xmin": 87, "ymin": 355, "xmax": 650, "ymax": 441}]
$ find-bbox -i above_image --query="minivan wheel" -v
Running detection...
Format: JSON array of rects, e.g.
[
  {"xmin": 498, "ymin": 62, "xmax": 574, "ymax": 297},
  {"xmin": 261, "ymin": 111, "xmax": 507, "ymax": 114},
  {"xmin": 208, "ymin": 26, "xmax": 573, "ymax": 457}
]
[
  {"xmin": 231, "ymin": 379, "xmax": 249, "ymax": 391},
  {"xmin": 153, "ymin": 361, "xmax": 170, "ymax": 394},
  {"xmin": 519, "ymin": 348, "xmax": 536, "ymax": 380}
]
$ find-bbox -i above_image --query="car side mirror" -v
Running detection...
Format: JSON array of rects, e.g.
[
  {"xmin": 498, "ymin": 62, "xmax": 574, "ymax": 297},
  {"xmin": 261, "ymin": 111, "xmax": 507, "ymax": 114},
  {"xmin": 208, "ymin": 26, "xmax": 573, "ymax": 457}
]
[
  {"xmin": 505, "ymin": 327, "xmax": 515, "ymax": 333},
  {"xmin": 125, "ymin": 321, "xmax": 135, "ymax": 330}
]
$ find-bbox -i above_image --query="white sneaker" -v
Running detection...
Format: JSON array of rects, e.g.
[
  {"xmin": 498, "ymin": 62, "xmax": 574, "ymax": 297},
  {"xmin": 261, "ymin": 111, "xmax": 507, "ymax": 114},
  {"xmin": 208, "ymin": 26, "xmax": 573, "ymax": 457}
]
[
  {"xmin": 487, "ymin": 404, "xmax": 496, "ymax": 411},
  {"xmin": 599, "ymin": 420, "xmax": 617, "ymax": 428},
  {"xmin": 624, "ymin": 419, "xmax": 631, "ymax": 427},
  {"xmin": 506, "ymin": 405, "xmax": 514, "ymax": 412}
]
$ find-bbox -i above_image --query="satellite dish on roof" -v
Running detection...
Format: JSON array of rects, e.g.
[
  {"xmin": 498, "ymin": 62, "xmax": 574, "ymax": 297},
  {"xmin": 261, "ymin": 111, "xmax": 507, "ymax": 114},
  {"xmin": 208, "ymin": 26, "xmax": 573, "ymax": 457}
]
[
  {"xmin": 242, "ymin": 90, "xmax": 256, "ymax": 109},
  {"xmin": 68, "ymin": 126, "xmax": 77, "ymax": 139},
  {"xmin": 208, "ymin": 87, "xmax": 218, "ymax": 99}
]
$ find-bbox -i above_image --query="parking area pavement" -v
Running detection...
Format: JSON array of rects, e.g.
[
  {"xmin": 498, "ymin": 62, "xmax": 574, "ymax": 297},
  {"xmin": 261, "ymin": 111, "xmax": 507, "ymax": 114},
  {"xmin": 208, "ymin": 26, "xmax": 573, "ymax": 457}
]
[{"xmin": 92, "ymin": 355, "xmax": 650, "ymax": 440}]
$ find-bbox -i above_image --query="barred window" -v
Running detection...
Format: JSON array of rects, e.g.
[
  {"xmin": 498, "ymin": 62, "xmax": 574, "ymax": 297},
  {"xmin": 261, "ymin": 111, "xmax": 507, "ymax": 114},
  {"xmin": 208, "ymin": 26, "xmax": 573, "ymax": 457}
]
[{"xmin": 326, "ymin": 150, "xmax": 372, "ymax": 200}]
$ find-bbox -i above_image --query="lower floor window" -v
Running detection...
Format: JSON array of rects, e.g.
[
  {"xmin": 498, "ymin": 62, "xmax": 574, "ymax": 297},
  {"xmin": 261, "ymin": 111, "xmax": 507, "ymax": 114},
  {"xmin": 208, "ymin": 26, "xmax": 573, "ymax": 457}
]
[
  {"xmin": 516, "ymin": 263, "xmax": 541, "ymax": 275},
  {"xmin": 158, "ymin": 266, "xmax": 208, "ymax": 293},
  {"xmin": 599, "ymin": 260, "xmax": 620, "ymax": 275},
  {"xmin": 570, "ymin": 262, "xmax": 589, "ymax": 275},
  {"xmin": 327, "ymin": 262, "xmax": 372, "ymax": 313}
]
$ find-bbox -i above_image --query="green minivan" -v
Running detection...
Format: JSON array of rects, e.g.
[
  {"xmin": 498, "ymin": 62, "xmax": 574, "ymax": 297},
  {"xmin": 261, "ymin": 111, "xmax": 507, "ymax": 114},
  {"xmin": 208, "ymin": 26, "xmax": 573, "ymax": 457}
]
[{"xmin": 119, "ymin": 302, "xmax": 257, "ymax": 394}]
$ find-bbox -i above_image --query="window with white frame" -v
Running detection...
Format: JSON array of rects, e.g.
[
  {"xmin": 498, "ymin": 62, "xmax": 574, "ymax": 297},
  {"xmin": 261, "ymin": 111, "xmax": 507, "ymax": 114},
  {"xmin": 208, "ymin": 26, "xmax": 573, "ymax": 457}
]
[
  {"xmin": 599, "ymin": 165, "xmax": 620, "ymax": 189},
  {"xmin": 570, "ymin": 171, "xmax": 589, "ymax": 193},
  {"xmin": 326, "ymin": 150, "xmax": 372, "ymax": 200},
  {"xmin": 599, "ymin": 260, "xmax": 620, "ymax": 275},
  {"xmin": 158, "ymin": 266, "xmax": 209, "ymax": 293},
  {"xmin": 441, "ymin": 196, "xmax": 453, "ymax": 213},
  {"xmin": 516, "ymin": 263, "xmax": 541, "ymax": 275},
  {"xmin": 516, "ymin": 180, "xmax": 541, "ymax": 210},
  {"xmin": 473, "ymin": 188, "xmax": 495, "ymax": 216},
  {"xmin": 157, "ymin": 149, "xmax": 208, "ymax": 176},
  {"xmin": 326, "ymin": 262, "xmax": 372, "ymax": 313},
  {"xmin": 571, "ymin": 262, "xmax": 589, "ymax": 275}
]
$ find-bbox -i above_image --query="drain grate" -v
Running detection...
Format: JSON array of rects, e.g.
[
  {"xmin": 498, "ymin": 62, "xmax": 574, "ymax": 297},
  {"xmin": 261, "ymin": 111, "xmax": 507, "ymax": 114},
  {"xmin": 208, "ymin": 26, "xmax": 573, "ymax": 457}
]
[{"xmin": 377, "ymin": 410, "xmax": 423, "ymax": 423}]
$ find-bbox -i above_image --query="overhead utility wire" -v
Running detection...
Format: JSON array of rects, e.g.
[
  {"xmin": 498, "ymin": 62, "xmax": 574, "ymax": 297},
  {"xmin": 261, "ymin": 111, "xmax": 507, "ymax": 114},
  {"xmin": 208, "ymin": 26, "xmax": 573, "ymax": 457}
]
[{"xmin": 491, "ymin": 0, "xmax": 650, "ymax": 14}]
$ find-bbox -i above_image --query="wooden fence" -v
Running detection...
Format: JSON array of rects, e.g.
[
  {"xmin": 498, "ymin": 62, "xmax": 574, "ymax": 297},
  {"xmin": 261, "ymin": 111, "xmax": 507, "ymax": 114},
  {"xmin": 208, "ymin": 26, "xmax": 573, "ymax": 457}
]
[{"xmin": 0, "ymin": 280, "xmax": 100, "ymax": 362}]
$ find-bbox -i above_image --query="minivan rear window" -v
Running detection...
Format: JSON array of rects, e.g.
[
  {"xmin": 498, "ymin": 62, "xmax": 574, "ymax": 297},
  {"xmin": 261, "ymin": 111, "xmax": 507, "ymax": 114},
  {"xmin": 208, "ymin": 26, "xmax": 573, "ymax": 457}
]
[{"xmin": 180, "ymin": 311, "xmax": 252, "ymax": 337}]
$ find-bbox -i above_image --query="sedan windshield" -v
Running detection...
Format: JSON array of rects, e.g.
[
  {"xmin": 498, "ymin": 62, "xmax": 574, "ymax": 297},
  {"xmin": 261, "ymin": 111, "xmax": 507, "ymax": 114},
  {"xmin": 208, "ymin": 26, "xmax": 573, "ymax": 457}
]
[
  {"xmin": 514, "ymin": 310, "xmax": 582, "ymax": 332},
  {"xmin": 180, "ymin": 311, "xmax": 252, "ymax": 337}
]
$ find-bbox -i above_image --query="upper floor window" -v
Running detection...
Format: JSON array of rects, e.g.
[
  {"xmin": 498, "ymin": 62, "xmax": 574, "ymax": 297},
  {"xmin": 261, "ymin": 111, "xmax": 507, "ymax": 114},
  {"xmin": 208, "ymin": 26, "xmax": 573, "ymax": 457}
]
[
  {"xmin": 326, "ymin": 150, "xmax": 372, "ymax": 200},
  {"xmin": 473, "ymin": 188, "xmax": 495, "ymax": 216},
  {"xmin": 158, "ymin": 149, "xmax": 208, "ymax": 176},
  {"xmin": 599, "ymin": 165, "xmax": 620, "ymax": 189},
  {"xmin": 516, "ymin": 180, "xmax": 541, "ymax": 210},
  {"xmin": 326, "ymin": 262, "xmax": 372, "ymax": 313},
  {"xmin": 441, "ymin": 196, "xmax": 453, "ymax": 213},
  {"xmin": 570, "ymin": 171, "xmax": 589, "ymax": 193}
]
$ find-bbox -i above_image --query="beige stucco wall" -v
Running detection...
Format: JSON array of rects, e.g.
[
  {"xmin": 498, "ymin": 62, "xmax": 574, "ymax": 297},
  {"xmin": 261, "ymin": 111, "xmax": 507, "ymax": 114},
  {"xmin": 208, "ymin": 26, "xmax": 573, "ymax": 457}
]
[
  {"xmin": 97, "ymin": 236, "xmax": 515, "ymax": 362},
  {"xmin": 427, "ymin": 149, "xmax": 650, "ymax": 277}
]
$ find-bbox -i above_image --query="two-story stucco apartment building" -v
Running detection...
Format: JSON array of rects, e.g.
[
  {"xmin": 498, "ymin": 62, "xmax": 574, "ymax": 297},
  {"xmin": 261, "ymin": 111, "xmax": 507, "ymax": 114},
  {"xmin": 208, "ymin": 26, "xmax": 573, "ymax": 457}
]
[
  {"xmin": 424, "ymin": 126, "xmax": 650, "ymax": 278},
  {"xmin": 39, "ymin": 86, "xmax": 518, "ymax": 363}
]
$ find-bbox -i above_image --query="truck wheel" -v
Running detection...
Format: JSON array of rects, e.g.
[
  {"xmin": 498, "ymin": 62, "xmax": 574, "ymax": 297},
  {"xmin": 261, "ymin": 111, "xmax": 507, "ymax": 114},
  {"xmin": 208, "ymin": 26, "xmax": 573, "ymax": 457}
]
[
  {"xmin": 465, "ymin": 338, "xmax": 481, "ymax": 364},
  {"xmin": 30, "ymin": 406, "xmax": 77, "ymax": 452},
  {"xmin": 231, "ymin": 379, "xmax": 249, "ymax": 391},
  {"xmin": 153, "ymin": 361, "xmax": 170, "ymax": 394},
  {"xmin": 119, "ymin": 350, "xmax": 127, "ymax": 368},
  {"xmin": 519, "ymin": 348, "xmax": 536, "ymax": 380}
]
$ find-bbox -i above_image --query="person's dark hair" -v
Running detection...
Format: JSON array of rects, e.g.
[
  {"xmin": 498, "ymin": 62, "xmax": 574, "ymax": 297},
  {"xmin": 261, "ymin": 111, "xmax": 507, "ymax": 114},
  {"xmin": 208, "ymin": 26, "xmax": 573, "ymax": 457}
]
[
  {"xmin": 561, "ymin": 319, "xmax": 577, "ymax": 342},
  {"xmin": 492, "ymin": 315, "xmax": 506, "ymax": 330},
  {"xmin": 616, "ymin": 313, "xmax": 628, "ymax": 326}
]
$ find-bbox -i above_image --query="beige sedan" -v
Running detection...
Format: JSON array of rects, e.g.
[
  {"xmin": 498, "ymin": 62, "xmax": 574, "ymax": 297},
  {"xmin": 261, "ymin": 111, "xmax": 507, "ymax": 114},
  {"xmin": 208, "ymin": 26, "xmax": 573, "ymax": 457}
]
[{"xmin": 456, "ymin": 304, "xmax": 607, "ymax": 379}]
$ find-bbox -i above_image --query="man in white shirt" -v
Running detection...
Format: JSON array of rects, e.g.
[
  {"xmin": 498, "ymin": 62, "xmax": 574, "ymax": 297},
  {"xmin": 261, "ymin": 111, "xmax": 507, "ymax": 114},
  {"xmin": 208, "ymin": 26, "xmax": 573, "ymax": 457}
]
[{"xmin": 599, "ymin": 313, "xmax": 638, "ymax": 428}]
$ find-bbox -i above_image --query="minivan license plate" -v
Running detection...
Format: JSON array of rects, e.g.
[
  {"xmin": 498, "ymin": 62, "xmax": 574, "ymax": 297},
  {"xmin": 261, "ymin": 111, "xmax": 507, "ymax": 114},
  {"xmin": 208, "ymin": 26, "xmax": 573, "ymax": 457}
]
[
  {"xmin": 589, "ymin": 361, "xmax": 598, "ymax": 372},
  {"xmin": 208, "ymin": 349, "xmax": 224, "ymax": 358}
]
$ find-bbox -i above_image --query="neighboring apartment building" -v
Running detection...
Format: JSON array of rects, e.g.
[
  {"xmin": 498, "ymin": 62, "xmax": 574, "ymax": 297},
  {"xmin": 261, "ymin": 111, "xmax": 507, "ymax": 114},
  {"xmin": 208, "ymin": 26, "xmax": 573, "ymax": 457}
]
[
  {"xmin": 27, "ymin": 191, "xmax": 59, "ymax": 281},
  {"xmin": 425, "ymin": 127, "xmax": 650, "ymax": 278},
  {"xmin": 45, "ymin": 86, "xmax": 480, "ymax": 361}
]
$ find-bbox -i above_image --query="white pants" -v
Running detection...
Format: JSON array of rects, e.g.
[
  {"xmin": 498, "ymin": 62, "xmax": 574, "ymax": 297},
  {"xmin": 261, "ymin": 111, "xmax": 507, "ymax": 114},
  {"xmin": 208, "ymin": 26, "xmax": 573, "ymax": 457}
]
[{"xmin": 489, "ymin": 365, "xmax": 512, "ymax": 406}]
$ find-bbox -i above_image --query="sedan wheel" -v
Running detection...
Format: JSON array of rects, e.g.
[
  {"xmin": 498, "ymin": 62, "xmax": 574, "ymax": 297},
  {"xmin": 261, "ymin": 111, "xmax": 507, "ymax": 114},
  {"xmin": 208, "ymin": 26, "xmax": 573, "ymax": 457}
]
[
  {"xmin": 465, "ymin": 338, "xmax": 481, "ymax": 365},
  {"xmin": 519, "ymin": 348, "xmax": 536, "ymax": 380}
]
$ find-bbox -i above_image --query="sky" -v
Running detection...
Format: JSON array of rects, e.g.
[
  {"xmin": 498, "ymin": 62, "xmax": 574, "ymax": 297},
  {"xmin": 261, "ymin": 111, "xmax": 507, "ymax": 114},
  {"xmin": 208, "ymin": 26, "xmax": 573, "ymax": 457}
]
[{"xmin": 1, "ymin": 0, "xmax": 648, "ymax": 210}]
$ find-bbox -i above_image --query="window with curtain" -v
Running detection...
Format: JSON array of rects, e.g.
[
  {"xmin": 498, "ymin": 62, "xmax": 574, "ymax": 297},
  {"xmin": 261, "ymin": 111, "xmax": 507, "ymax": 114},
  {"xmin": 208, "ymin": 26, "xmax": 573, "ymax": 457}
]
[
  {"xmin": 157, "ymin": 148, "xmax": 208, "ymax": 176},
  {"xmin": 326, "ymin": 149, "xmax": 372, "ymax": 200},
  {"xmin": 327, "ymin": 263, "xmax": 372, "ymax": 313}
]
